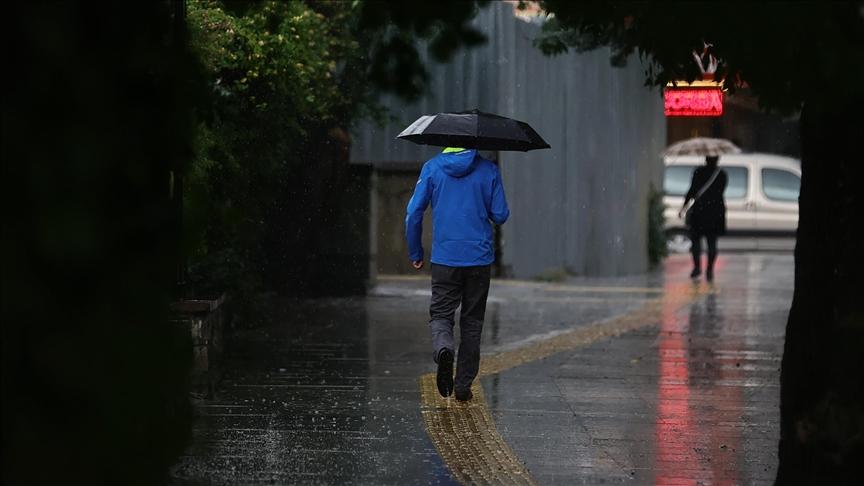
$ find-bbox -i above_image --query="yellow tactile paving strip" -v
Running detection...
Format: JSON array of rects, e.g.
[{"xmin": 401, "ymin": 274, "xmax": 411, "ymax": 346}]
[
  {"xmin": 418, "ymin": 282, "xmax": 704, "ymax": 485},
  {"xmin": 420, "ymin": 374, "xmax": 537, "ymax": 486}
]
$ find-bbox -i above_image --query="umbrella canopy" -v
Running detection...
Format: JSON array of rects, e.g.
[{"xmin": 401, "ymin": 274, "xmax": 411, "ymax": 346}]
[
  {"xmin": 663, "ymin": 137, "xmax": 742, "ymax": 157},
  {"xmin": 396, "ymin": 109, "xmax": 550, "ymax": 152}
]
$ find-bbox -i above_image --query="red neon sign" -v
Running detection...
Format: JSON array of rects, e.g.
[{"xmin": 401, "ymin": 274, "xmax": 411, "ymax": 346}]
[{"xmin": 664, "ymin": 87, "xmax": 724, "ymax": 117}]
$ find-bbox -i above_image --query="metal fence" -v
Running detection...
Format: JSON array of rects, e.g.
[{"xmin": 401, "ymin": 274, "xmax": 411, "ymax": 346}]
[{"xmin": 351, "ymin": 3, "xmax": 666, "ymax": 278}]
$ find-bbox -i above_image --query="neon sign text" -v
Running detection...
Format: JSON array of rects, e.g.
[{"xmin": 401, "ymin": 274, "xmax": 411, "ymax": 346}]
[{"xmin": 664, "ymin": 88, "xmax": 724, "ymax": 117}]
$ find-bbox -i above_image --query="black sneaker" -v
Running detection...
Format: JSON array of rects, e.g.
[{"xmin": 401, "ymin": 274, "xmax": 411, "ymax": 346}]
[
  {"xmin": 436, "ymin": 349, "xmax": 454, "ymax": 398},
  {"xmin": 454, "ymin": 388, "xmax": 473, "ymax": 402},
  {"xmin": 706, "ymin": 268, "xmax": 714, "ymax": 282},
  {"xmin": 690, "ymin": 268, "xmax": 702, "ymax": 280}
]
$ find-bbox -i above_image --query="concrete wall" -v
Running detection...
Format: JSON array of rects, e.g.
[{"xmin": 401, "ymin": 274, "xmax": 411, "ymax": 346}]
[
  {"xmin": 352, "ymin": 3, "xmax": 666, "ymax": 278},
  {"xmin": 372, "ymin": 169, "xmax": 433, "ymax": 275}
]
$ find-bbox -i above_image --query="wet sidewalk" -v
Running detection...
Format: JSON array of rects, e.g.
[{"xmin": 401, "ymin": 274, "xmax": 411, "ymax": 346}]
[{"xmin": 170, "ymin": 253, "xmax": 790, "ymax": 485}]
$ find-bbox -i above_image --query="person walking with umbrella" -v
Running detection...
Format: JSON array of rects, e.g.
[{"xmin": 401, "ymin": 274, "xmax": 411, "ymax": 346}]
[
  {"xmin": 678, "ymin": 154, "xmax": 728, "ymax": 282},
  {"xmin": 400, "ymin": 110, "xmax": 549, "ymax": 400},
  {"xmin": 405, "ymin": 147, "xmax": 507, "ymax": 401}
]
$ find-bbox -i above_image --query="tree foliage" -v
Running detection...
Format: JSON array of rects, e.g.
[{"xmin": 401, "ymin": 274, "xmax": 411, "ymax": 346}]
[
  {"xmin": 647, "ymin": 184, "xmax": 668, "ymax": 267},
  {"xmin": 189, "ymin": 0, "xmax": 357, "ymax": 121},
  {"xmin": 184, "ymin": 0, "xmax": 491, "ymax": 309},
  {"xmin": 536, "ymin": 1, "xmax": 864, "ymax": 114},
  {"xmin": 184, "ymin": 0, "xmax": 360, "ymax": 309},
  {"xmin": 353, "ymin": 0, "xmax": 490, "ymax": 100}
]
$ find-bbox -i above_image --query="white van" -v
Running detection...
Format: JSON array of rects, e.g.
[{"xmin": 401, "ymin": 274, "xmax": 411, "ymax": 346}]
[{"xmin": 663, "ymin": 153, "xmax": 801, "ymax": 253}]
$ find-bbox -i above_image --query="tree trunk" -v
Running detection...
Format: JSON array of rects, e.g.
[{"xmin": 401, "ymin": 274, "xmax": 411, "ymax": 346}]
[{"xmin": 776, "ymin": 96, "xmax": 864, "ymax": 485}]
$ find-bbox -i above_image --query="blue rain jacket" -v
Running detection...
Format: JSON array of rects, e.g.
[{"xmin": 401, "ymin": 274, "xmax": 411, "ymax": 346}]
[{"xmin": 405, "ymin": 149, "xmax": 509, "ymax": 267}]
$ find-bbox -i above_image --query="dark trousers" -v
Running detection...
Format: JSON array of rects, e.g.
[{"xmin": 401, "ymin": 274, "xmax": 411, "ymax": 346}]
[
  {"xmin": 429, "ymin": 263, "xmax": 491, "ymax": 391},
  {"xmin": 690, "ymin": 230, "xmax": 719, "ymax": 271}
]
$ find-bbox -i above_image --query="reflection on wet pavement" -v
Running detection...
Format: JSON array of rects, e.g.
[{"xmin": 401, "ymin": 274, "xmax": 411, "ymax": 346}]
[
  {"xmin": 484, "ymin": 255, "xmax": 788, "ymax": 485},
  {"xmin": 171, "ymin": 254, "xmax": 789, "ymax": 485},
  {"xmin": 420, "ymin": 283, "xmax": 703, "ymax": 485}
]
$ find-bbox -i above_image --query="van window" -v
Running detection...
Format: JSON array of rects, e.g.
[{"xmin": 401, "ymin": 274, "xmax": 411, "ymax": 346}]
[
  {"xmin": 665, "ymin": 165, "xmax": 749, "ymax": 199},
  {"xmin": 762, "ymin": 168, "xmax": 800, "ymax": 202},
  {"xmin": 724, "ymin": 167, "xmax": 748, "ymax": 200},
  {"xmin": 663, "ymin": 165, "xmax": 695, "ymax": 196}
]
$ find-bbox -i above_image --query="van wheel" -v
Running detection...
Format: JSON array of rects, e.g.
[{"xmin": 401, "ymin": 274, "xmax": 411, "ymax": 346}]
[{"xmin": 666, "ymin": 231, "xmax": 692, "ymax": 254}]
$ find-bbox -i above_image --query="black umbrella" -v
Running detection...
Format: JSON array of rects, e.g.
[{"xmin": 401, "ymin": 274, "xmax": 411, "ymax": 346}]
[{"xmin": 396, "ymin": 109, "xmax": 550, "ymax": 152}]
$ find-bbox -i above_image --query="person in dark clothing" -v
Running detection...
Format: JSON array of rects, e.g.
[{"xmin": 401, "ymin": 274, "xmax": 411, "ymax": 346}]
[
  {"xmin": 678, "ymin": 155, "xmax": 728, "ymax": 282},
  {"xmin": 405, "ymin": 147, "xmax": 509, "ymax": 401}
]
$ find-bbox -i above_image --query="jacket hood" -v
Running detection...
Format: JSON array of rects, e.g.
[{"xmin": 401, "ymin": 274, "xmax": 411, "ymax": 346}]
[{"xmin": 437, "ymin": 149, "xmax": 479, "ymax": 178}]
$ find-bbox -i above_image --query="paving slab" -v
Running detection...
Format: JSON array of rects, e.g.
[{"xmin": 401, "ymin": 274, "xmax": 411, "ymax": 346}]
[{"xmin": 171, "ymin": 253, "xmax": 790, "ymax": 485}]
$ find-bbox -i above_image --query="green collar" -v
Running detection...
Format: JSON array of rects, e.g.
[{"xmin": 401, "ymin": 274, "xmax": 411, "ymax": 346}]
[{"xmin": 442, "ymin": 147, "xmax": 467, "ymax": 153}]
